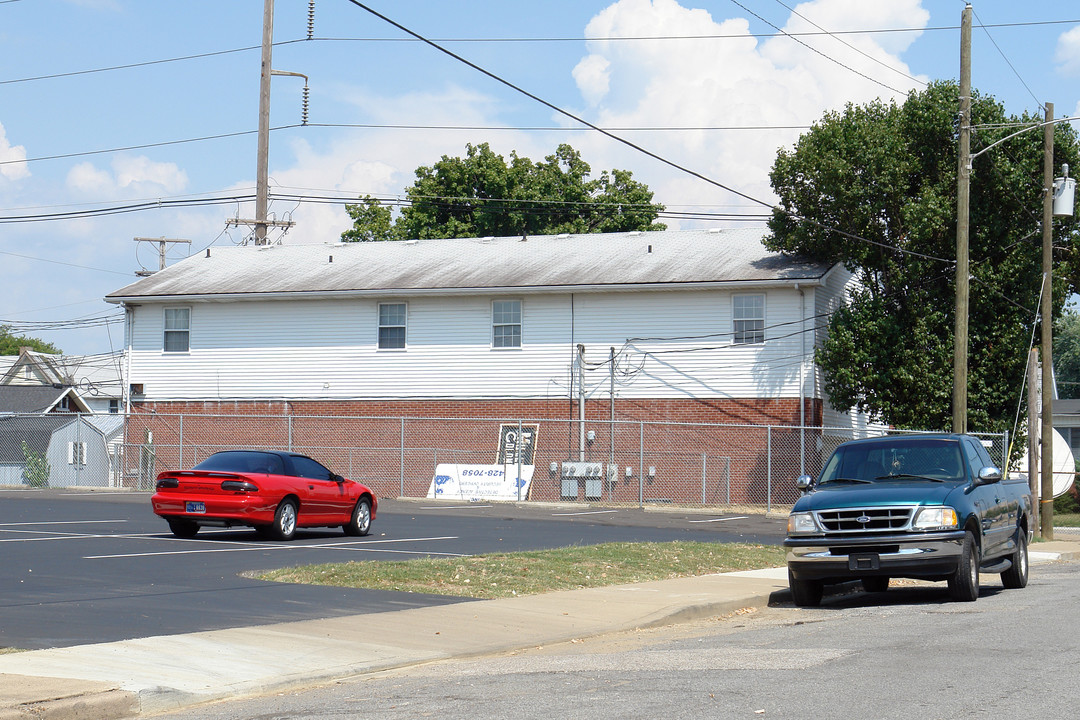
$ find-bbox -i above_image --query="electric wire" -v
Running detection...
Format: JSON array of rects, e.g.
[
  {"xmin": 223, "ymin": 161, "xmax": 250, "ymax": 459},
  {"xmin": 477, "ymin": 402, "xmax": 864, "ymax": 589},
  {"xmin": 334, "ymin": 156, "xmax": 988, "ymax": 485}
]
[
  {"xmin": 971, "ymin": 8, "xmax": 1044, "ymax": 110},
  {"xmin": 727, "ymin": 0, "xmax": 907, "ymax": 95},
  {"xmin": 771, "ymin": 0, "xmax": 927, "ymax": 87}
]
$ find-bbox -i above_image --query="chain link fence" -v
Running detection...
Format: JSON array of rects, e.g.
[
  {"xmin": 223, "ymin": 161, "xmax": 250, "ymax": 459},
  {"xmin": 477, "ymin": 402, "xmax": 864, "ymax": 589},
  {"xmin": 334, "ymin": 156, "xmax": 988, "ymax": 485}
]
[{"xmin": 0, "ymin": 411, "xmax": 1007, "ymax": 513}]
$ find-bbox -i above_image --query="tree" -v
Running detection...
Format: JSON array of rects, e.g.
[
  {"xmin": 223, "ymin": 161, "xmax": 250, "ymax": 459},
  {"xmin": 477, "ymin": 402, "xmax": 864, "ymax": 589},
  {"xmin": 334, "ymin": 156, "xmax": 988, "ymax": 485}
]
[
  {"xmin": 21, "ymin": 441, "xmax": 50, "ymax": 488},
  {"xmin": 1054, "ymin": 309, "xmax": 1080, "ymax": 400},
  {"xmin": 0, "ymin": 325, "xmax": 60, "ymax": 355},
  {"xmin": 766, "ymin": 81, "xmax": 1080, "ymax": 432},
  {"xmin": 341, "ymin": 143, "xmax": 665, "ymax": 242}
]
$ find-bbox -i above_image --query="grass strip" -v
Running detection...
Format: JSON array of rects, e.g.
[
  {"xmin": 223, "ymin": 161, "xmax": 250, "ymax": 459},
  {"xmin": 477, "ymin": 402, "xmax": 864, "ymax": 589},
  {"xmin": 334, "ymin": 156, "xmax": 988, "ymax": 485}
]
[{"xmin": 253, "ymin": 541, "xmax": 786, "ymax": 599}]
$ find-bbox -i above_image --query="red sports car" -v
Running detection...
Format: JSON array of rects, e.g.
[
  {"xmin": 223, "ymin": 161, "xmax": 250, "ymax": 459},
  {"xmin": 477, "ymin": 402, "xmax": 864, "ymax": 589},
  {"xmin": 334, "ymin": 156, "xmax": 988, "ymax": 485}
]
[{"xmin": 151, "ymin": 450, "xmax": 377, "ymax": 540}]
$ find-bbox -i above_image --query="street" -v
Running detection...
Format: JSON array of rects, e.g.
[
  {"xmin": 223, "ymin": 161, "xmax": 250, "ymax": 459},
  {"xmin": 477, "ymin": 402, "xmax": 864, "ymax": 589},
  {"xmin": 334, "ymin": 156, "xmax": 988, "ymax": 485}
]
[
  {"xmin": 0, "ymin": 489, "xmax": 784, "ymax": 649},
  {"xmin": 147, "ymin": 561, "xmax": 1080, "ymax": 720}
]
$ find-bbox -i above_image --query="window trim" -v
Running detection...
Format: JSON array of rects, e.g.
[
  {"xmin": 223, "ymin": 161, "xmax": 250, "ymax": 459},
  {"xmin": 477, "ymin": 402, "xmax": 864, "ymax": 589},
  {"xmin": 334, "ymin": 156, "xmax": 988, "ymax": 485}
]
[
  {"xmin": 377, "ymin": 301, "xmax": 408, "ymax": 351},
  {"xmin": 732, "ymin": 294, "xmax": 765, "ymax": 345},
  {"xmin": 163, "ymin": 306, "xmax": 191, "ymax": 353},
  {"xmin": 491, "ymin": 299, "xmax": 523, "ymax": 349}
]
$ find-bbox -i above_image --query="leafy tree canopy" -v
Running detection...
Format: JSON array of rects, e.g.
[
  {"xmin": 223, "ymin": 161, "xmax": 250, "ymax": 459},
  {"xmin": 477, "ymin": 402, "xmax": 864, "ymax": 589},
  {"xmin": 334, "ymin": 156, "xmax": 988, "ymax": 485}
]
[
  {"xmin": 0, "ymin": 325, "xmax": 60, "ymax": 355},
  {"xmin": 766, "ymin": 80, "xmax": 1080, "ymax": 432},
  {"xmin": 1054, "ymin": 309, "xmax": 1080, "ymax": 400},
  {"xmin": 341, "ymin": 142, "xmax": 665, "ymax": 242}
]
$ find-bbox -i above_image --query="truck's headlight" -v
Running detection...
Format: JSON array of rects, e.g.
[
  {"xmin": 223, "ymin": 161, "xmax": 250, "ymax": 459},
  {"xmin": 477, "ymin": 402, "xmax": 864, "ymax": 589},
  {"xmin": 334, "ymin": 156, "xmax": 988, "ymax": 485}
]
[
  {"xmin": 788, "ymin": 512, "xmax": 819, "ymax": 535},
  {"xmin": 913, "ymin": 506, "xmax": 958, "ymax": 531}
]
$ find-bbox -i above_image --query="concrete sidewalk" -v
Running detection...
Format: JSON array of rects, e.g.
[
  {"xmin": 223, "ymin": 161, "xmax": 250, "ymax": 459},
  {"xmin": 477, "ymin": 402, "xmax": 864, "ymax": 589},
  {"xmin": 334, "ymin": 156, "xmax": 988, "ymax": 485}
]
[{"xmin": 2, "ymin": 541, "xmax": 1077, "ymax": 720}]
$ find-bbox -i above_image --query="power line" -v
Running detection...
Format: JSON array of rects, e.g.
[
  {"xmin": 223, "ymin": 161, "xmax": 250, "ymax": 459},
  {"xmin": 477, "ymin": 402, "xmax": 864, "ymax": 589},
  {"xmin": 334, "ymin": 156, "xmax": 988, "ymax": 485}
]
[
  {"xmin": 727, "ymin": 0, "xmax": 907, "ymax": 95},
  {"xmin": 771, "ymin": 0, "xmax": 927, "ymax": 87},
  {"xmin": 970, "ymin": 7, "xmax": 1044, "ymax": 109}
]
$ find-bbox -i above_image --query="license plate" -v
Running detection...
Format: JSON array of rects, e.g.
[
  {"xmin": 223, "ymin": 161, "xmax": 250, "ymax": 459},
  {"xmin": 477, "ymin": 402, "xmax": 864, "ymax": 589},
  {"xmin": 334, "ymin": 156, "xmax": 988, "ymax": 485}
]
[{"xmin": 185, "ymin": 501, "xmax": 206, "ymax": 514}]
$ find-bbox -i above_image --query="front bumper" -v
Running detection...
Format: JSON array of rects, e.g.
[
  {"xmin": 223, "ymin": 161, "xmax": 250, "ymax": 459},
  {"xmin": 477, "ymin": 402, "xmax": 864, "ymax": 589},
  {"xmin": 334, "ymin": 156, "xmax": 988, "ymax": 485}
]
[{"xmin": 785, "ymin": 530, "xmax": 967, "ymax": 582}]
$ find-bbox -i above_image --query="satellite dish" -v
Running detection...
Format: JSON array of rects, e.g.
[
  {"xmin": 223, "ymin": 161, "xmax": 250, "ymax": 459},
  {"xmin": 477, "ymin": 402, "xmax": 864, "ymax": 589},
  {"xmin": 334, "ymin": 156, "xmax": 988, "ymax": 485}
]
[{"xmin": 1016, "ymin": 427, "xmax": 1076, "ymax": 498}]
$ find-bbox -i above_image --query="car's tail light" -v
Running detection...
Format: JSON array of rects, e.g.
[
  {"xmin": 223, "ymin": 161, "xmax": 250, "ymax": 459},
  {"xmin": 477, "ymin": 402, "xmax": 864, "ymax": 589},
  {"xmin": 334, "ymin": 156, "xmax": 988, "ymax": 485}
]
[
  {"xmin": 155, "ymin": 478, "xmax": 179, "ymax": 489},
  {"xmin": 220, "ymin": 480, "xmax": 259, "ymax": 492}
]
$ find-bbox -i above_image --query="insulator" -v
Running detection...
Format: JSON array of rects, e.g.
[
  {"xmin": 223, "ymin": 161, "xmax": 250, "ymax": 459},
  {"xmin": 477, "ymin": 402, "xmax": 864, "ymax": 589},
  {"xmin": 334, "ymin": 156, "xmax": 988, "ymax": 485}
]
[
  {"xmin": 307, "ymin": 0, "xmax": 315, "ymax": 40},
  {"xmin": 302, "ymin": 84, "xmax": 310, "ymax": 125}
]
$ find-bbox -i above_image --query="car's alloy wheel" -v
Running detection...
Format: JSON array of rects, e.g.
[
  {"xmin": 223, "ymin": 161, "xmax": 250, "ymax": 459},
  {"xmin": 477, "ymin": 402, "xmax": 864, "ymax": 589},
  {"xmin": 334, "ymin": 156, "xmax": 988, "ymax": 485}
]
[
  {"xmin": 272, "ymin": 499, "xmax": 298, "ymax": 541},
  {"xmin": 344, "ymin": 498, "xmax": 372, "ymax": 536}
]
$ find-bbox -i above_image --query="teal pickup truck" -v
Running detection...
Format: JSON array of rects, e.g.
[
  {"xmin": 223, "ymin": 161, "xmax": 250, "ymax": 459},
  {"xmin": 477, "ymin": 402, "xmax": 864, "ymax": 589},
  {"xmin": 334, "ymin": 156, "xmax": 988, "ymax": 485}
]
[{"xmin": 784, "ymin": 433, "xmax": 1034, "ymax": 606}]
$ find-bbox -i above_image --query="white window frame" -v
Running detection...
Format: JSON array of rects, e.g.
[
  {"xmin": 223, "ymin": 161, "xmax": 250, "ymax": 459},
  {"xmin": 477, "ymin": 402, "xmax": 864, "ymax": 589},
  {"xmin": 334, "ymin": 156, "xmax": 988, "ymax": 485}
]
[
  {"xmin": 163, "ymin": 306, "xmax": 191, "ymax": 353},
  {"xmin": 492, "ymin": 299, "xmax": 523, "ymax": 349},
  {"xmin": 732, "ymin": 294, "xmax": 765, "ymax": 345},
  {"xmin": 377, "ymin": 302, "xmax": 408, "ymax": 350},
  {"xmin": 67, "ymin": 441, "xmax": 87, "ymax": 467}
]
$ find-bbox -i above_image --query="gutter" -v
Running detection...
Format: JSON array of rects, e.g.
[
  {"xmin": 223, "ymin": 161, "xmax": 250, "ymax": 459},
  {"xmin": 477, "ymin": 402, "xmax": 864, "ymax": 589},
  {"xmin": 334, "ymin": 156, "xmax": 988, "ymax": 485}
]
[{"xmin": 104, "ymin": 277, "xmax": 827, "ymax": 305}]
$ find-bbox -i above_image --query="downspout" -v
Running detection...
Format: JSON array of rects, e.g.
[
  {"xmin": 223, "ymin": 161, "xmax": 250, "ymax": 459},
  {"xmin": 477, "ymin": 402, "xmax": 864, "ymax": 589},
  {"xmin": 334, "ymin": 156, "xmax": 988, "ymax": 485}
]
[{"xmin": 123, "ymin": 305, "xmax": 133, "ymax": 417}]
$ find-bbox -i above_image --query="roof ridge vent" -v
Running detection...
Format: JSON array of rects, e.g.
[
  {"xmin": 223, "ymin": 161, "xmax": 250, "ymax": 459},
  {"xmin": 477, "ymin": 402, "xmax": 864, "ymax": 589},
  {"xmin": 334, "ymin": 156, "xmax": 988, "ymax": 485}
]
[
  {"xmin": 708, "ymin": 228, "xmax": 722, "ymax": 234},
  {"xmin": 404, "ymin": 240, "xmax": 419, "ymax": 245},
  {"xmin": 556, "ymin": 233, "xmax": 571, "ymax": 239}
]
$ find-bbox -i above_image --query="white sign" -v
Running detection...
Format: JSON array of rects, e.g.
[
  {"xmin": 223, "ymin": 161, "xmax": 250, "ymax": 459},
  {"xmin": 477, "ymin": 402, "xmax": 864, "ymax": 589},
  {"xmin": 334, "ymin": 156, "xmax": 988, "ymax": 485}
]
[{"xmin": 427, "ymin": 464, "xmax": 535, "ymax": 501}]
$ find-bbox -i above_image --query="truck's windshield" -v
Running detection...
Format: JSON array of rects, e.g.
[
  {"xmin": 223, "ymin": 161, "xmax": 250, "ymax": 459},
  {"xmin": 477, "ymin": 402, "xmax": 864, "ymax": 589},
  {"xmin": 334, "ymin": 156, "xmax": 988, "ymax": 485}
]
[{"xmin": 819, "ymin": 438, "xmax": 964, "ymax": 484}]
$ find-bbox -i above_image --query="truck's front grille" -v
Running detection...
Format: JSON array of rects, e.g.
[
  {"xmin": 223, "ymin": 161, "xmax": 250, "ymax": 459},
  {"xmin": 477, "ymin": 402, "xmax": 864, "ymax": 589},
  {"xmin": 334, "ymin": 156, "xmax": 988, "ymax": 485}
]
[{"xmin": 817, "ymin": 506, "xmax": 914, "ymax": 533}]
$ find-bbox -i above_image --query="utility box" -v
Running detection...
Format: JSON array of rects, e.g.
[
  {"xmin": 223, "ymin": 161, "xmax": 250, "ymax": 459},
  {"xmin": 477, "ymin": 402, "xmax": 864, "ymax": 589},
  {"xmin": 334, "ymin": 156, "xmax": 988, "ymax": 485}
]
[
  {"xmin": 560, "ymin": 461, "xmax": 613, "ymax": 500},
  {"xmin": 1054, "ymin": 174, "xmax": 1075, "ymax": 217}
]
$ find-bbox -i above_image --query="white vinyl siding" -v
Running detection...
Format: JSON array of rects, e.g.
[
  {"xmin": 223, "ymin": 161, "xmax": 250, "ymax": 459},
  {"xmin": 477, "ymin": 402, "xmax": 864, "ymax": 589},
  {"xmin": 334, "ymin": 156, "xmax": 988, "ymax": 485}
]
[{"xmin": 125, "ymin": 288, "xmax": 824, "ymax": 402}]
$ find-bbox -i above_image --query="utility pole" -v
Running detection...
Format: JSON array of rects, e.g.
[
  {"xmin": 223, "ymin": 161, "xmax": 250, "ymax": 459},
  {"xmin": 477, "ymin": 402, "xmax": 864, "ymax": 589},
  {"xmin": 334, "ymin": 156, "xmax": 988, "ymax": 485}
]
[
  {"xmin": 233, "ymin": 0, "xmax": 302, "ymax": 245},
  {"xmin": 255, "ymin": 0, "xmax": 274, "ymax": 245},
  {"xmin": 1027, "ymin": 349, "xmax": 1040, "ymax": 507},
  {"xmin": 1041, "ymin": 102, "xmax": 1055, "ymax": 540},
  {"xmin": 132, "ymin": 237, "xmax": 192, "ymax": 276},
  {"xmin": 952, "ymin": 3, "xmax": 972, "ymax": 434}
]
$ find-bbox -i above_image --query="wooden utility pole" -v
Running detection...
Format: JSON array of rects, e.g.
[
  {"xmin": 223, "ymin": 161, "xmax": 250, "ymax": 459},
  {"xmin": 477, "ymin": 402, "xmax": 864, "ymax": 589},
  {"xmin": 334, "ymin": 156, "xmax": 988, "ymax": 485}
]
[
  {"xmin": 1041, "ymin": 102, "xmax": 1055, "ymax": 539},
  {"xmin": 1028, "ymin": 349, "xmax": 1040, "ymax": 512},
  {"xmin": 132, "ymin": 237, "xmax": 191, "ymax": 276},
  {"xmin": 953, "ymin": 3, "xmax": 972, "ymax": 434},
  {"xmin": 255, "ymin": 0, "xmax": 274, "ymax": 245}
]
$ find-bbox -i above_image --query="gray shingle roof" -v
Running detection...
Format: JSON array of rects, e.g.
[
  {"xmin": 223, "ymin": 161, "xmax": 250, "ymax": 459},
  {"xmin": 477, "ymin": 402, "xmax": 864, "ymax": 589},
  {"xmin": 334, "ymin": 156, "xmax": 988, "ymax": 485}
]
[
  {"xmin": 105, "ymin": 228, "xmax": 835, "ymax": 302},
  {"xmin": 0, "ymin": 386, "xmax": 85, "ymax": 414}
]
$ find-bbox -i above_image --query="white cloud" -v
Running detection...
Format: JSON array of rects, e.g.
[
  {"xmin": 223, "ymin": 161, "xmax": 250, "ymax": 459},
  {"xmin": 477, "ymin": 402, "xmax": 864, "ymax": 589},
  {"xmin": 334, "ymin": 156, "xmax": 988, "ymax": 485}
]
[
  {"xmin": 572, "ymin": 54, "xmax": 612, "ymax": 106},
  {"xmin": 66, "ymin": 155, "xmax": 188, "ymax": 197},
  {"xmin": 0, "ymin": 122, "xmax": 30, "ymax": 181},
  {"xmin": 564, "ymin": 0, "xmax": 929, "ymax": 223},
  {"xmin": 1056, "ymin": 26, "xmax": 1080, "ymax": 77}
]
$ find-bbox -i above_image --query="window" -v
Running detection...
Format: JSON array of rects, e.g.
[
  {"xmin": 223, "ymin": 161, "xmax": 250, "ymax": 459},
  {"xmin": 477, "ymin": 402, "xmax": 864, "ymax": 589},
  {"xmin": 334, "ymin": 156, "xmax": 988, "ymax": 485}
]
[
  {"xmin": 378, "ymin": 303, "xmax": 407, "ymax": 349},
  {"xmin": 67, "ymin": 441, "xmax": 87, "ymax": 467},
  {"xmin": 290, "ymin": 455, "xmax": 332, "ymax": 480},
  {"xmin": 733, "ymin": 294, "xmax": 765, "ymax": 345},
  {"xmin": 164, "ymin": 307, "xmax": 190, "ymax": 352},
  {"xmin": 108, "ymin": 399, "xmax": 120, "ymax": 414},
  {"xmin": 492, "ymin": 300, "xmax": 522, "ymax": 348}
]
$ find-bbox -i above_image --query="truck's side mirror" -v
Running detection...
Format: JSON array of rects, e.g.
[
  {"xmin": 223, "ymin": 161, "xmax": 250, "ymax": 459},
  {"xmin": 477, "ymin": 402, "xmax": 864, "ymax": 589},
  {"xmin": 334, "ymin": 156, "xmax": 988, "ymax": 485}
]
[
  {"xmin": 796, "ymin": 474, "xmax": 814, "ymax": 492},
  {"xmin": 974, "ymin": 466, "xmax": 1002, "ymax": 486}
]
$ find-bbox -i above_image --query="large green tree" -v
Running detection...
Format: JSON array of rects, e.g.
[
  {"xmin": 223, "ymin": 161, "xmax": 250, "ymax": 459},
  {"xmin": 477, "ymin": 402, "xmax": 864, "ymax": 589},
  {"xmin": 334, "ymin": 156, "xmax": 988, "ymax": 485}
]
[
  {"xmin": 766, "ymin": 80, "xmax": 1080, "ymax": 432},
  {"xmin": 0, "ymin": 325, "xmax": 60, "ymax": 355},
  {"xmin": 1054, "ymin": 309, "xmax": 1080, "ymax": 399},
  {"xmin": 341, "ymin": 143, "xmax": 665, "ymax": 242}
]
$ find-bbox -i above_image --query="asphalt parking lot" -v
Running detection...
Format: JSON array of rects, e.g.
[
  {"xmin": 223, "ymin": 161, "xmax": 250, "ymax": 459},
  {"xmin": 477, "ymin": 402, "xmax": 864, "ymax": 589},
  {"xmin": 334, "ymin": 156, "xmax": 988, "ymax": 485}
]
[{"xmin": 0, "ymin": 489, "xmax": 786, "ymax": 650}]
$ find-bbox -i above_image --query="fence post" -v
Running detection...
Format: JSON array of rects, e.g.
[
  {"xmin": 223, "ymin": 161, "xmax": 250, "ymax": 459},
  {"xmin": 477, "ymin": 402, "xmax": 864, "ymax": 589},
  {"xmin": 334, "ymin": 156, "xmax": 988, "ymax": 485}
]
[
  {"xmin": 726, "ymin": 456, "xmax": 731, "ymax": 505},
  {"xmin": 400, "ymin": 417, "xmax": 405, "ymax": 497},
  {"xmin": 178, "ymin": 414, "xmax": 184, "ymax": 469},
  {"xmin": 638, "ymin": 421, "xmax": 644, "ymax": 508},
  {"xmin": 701, "ymin": 453, "xmax": 707, "ymax": 505},
  {"xmin": 767, "ymin": 426, "xmax": 773, "ymax": 513},
  {"xmin": 287, "ymin": 415, "xmax": 293, "ymax": 452},
  {"xmin": 517, "ymin": 419, "xmax": 523, "ymax": 502},
  {"xmin": 75, "ymin": 414, "xmax": 82, "ymax": 487}
]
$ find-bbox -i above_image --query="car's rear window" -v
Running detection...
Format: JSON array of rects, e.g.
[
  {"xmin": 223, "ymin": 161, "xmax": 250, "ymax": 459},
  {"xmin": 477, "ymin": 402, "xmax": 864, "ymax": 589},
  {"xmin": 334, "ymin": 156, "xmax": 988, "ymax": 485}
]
[{"xmin": 193, "ymin": 451, "xmax": 284, "ymax": 475}]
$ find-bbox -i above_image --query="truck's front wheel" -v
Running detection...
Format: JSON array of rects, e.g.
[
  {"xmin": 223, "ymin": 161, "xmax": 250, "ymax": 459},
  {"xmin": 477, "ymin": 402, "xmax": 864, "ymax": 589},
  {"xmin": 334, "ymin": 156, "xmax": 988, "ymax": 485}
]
[
  {"xmin": 788, "ymin": 568, "xmax": 823, "ymax": 607},
  {"xmin": 948, "ymin": 531, "xmax": 980, "ymax": 602}
]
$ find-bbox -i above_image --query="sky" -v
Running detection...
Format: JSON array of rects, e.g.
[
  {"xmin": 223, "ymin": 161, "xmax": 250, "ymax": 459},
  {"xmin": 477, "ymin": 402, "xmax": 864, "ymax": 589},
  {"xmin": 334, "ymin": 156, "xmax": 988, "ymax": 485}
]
[{"xmin": 1, "ymin": 0, "xmax": 1079, "ymax": 358}]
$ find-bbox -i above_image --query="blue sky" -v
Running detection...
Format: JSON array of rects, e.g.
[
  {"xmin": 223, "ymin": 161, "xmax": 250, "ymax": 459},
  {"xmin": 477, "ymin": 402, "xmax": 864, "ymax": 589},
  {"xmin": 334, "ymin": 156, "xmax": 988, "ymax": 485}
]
[{"xmin": 1, "ymin": 0, "xmax": 1079, "ymax": 356}]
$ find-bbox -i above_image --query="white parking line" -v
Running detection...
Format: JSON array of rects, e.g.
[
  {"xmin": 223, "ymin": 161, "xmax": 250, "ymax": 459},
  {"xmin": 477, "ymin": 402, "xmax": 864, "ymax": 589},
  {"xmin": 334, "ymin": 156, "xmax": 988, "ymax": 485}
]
[
  {"xmin": 687, "ymin": 516, "xmax": 749, "ymax": 523},
  {"xmin": 551, "ymin": 510, "xmax": 619, "ymax": 517},
  {"xmin": 0, "ymin": 520, "xmax": 127, "ymax": 527},
  {"xmin": 419, "ymin": 505, "xmax": 493, "ymax": 510},
  {"xmin": 84, "ymin": 535, "xmax": 463, "ymax": 560}
]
